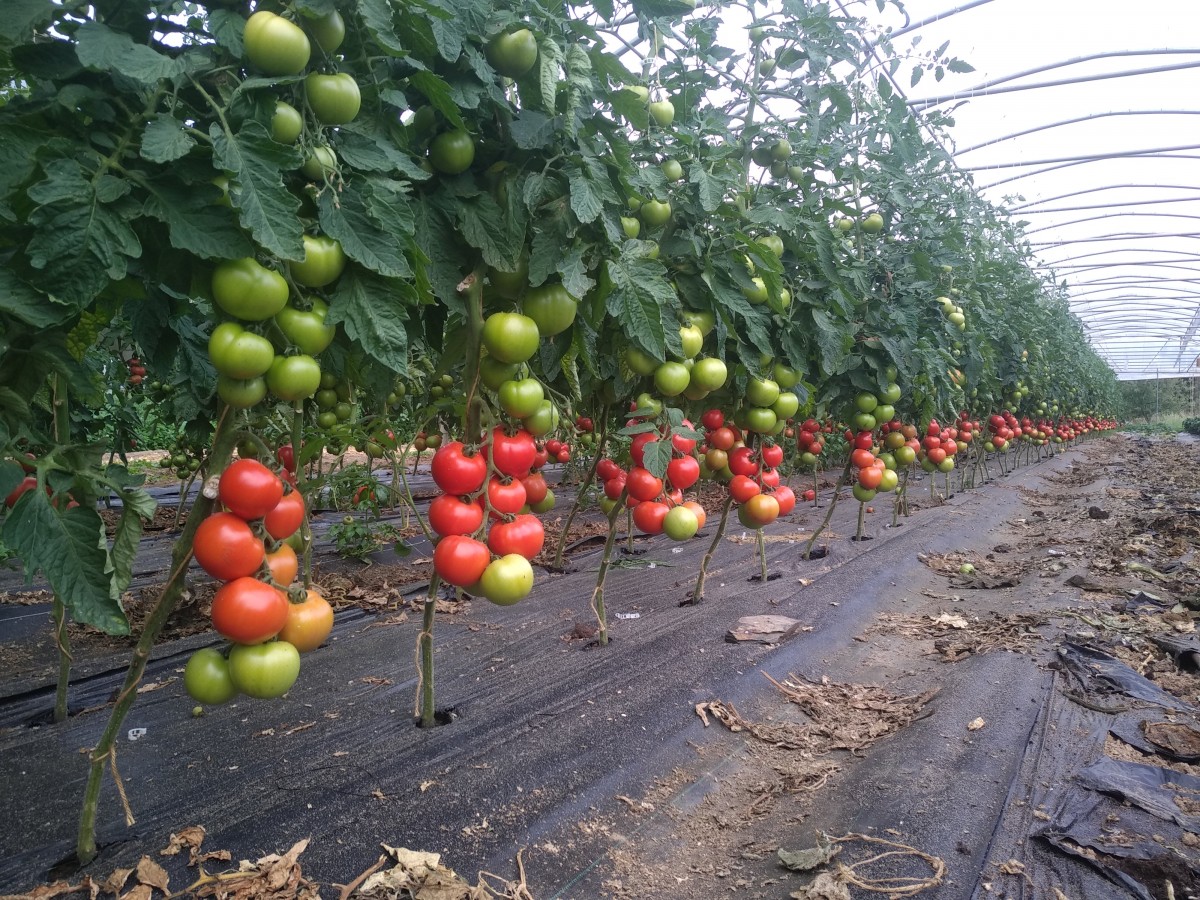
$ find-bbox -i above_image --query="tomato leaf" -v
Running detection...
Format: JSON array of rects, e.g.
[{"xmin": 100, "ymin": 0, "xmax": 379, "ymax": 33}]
[
  {"xmin": 108, "ymin": 488, "xmax": 154, "ymax": 598},
  {"xmin": 689, "ymin": 164, "xmax": 724, "ymax": 214},
  {"xmin": 641, "ymin": 438, "xmax": 673, "ymax": 480},
  {"xmin": 409, "ymin": 71, "xmax": 466, "ymax": 131},
  {"xmin": 142, "ymin": 180, "xmax": 253, "ymax": 260},
  {"xmin": 140, "ymin": 114, "xmax": 196, "ymax": 164},
  {"xmin": 0, "ymin": 0, "xmax": 53, "ymax": 48},
  {"xmin": 603, "ymin": 257, "xmax": 679, "ymax": 360},
  {"xmin": 73, "ymin": 21, "xmax": 185, "ymax": 85},
  {"xmin": 411, "ymin": 198, "xmax": 464, "ymax": 309},
  {"xmin": 510, "ymin": 111, "xmax": 558, "ymax": 151},
  {"xmin": 456, "ymin": 193, "xmax": 525, "ymax": 272},
  {"xmin": 0, "ymin": 459, "xmax": 22, "ymax": 500},
  {"xmin": 211, "ymin": 121, "xmax": 304, "ymax": 261},
  {"xmin": 25, "ymin": 160, "xmax": 141, "ymax": 308},
  {"xmin": 206, "ymin": 9, "xmax": 244, "ymax": 55},
  {"xmin": 337, "ymin": 127, "xmax": 430, "ymax": 180},
  {"xmin": 568, "ymin": 160, "xmax": 605, "ymax": 224},
  {"xmin": 329, "ymin": 269, "xmax": 412, "ymax": 373},
  {"xmin": 318, "ymin": 181, "xmax": 413, "ymax": 278},
  {"xmin": 2, "ymin": 491, "xmax": 129, "ymax": 635},
  {"xmin": 0, "ymin": 269, "xmax": 74, "ymax": 328}
]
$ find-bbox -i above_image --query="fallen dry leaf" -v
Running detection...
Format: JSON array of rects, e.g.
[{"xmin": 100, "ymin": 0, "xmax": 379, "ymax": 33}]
[
  {"xmin": 967, "ymin": 717, "xmax": 986, "ymax": 732},
  {"xmin": 134, "ymin": 857, "xmax": 168, "ymax": 893},
  {"xmin": 159, "ymin": 826, "xmax": 205, "ymax": 862}
]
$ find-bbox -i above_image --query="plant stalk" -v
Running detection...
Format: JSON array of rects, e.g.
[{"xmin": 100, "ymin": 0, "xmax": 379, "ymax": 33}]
[
  {"xmin": 552, "ymin": 406, "xmax": 610, "ymax": 569},
  {"xmin": 691, "ymin": 493, "xmax": 734, "ymax": 604},
  {"xmin": 804, "ymin": 458, "xmax": 851, "ymax": 559},
  {"xmin": 51, "ymin": 372, "xmax": 71, "ymax": 723},
  {"xmin": 589, "ymin": 487, "xmax": 628, "ymax": 646},
  {"xmin": 417, "ymin": 575, "xmax": 440, "ymax": 727}
]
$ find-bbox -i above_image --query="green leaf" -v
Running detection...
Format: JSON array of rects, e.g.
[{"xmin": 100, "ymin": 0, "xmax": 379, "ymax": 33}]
[
  {"xmin": 141, "ymin": 114, "xmax": 195, "ymax": 163},
  {"xmin": 535, "ymin": 37, "xmax": 564, "ymax": 115},
  {"xmin": 456, "ymin": 192, "xmax": 524, "ymax": 271},
  {"xmin": 329, "ymin": 268, "xmax": 412, "ymax": 373},
  {"xmin": 641, "ymin": 439, "xmax": 672, "ymax": 480},
  {"xmin": 0, "ymin": 459, "xmax": 23, "ymax": 501},
  {"xmin": 0, "ymin": 269, "xmax": 74, "ymax": 328},
  {"xmin": 74, "ymin": 21, "xmax": 185, "ymax": 86},
  {"xmin": 558, "ymin": 246, "xmax": 595, "ymax": 300},
  {"xmin": 0, "ymin": 123, "xmax": 50, "ymax": 204},
  {"xmin": 108, "ymin": 492, "xmax": 153, "ymax": 598},
  {"xmin": 510, "ymin": 111, "xmax": 558, "ymax": 150},
  {"xmin": 603, "ymin": 257, "xmax": 679, "ymax": 360},
  {"xmin": 359, "ymin": 0, "xmax": 407, "ymax": 54},
  {"xmin": 318, "ymin": 181, "xmax": 413, "ymax": 278},
  {"xmin": 142, "ymin": 180, "xmax": 254, "ymax": 260},
  {"xmin": 910, "ymin": 66, "xmax": 924, "ymax": 88},
  {"xmin": 0, "ymin": 0, "xmax": 53, "ymax": 48},
  {"xmin": 411, "ymin": 198, "xmax": 463, "ymax": 307},
  {"xmin": 409, "ymin": 71, "xmax": 466, "ymax": 130},
  {"xmin": 26, "ymin": 160, "xmax": 141, "ymax": 307},
  {"xmin": 689, "ymin": 164, "xmax": 723, "ymax": 213},
  {"xmin": 207, "ymin": 9, "xmax": 244, "ymax": 55},
  {"xmin": 211, "ymin": 121, "xmax": 305, "ymax": 260},
  {"xmin": 568, "ymin": 162, "xmax": 604, "ymax": 224},
  {"xmin": 2, "ymin": 491, "xmax": 128, "ymax": 635},
  {"xmin": 947, "ymin": 59, "xmax": 975, "ymax": 74},
  {"xmin": 337, "ymin": 127, "xmax": 430, "ymax": 180}
]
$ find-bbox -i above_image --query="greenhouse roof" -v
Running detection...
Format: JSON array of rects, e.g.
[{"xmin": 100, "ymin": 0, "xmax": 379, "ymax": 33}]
[{"xmin": 867, "ymin": 0, "xmax": 1200, "ymax": 381}]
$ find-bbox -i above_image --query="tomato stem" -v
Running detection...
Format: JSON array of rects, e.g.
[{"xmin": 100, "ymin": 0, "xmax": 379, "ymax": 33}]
[
  {"xmin": 805, "ymin": 457, "xmax": 851, "ymax": 560},
  {"xmin": 756, "ymin": 526, "xmax": 767, "ymax": 582},
  {"xmin": 77, "ymin": 404, "xmax": 238, "ymax": 866},
  {"xmin": 291, "ymin": 402, "xmax": 314, "ymax": 588},
  {"xmin": 552, "ymin": 405, "xmax": 610, "ymax": 569},
  {"xmin": 589, "ymin": 483, "xmax": 628, "ymax": 646},
  {"xmin": 51, "ymin": 372, "xmax": 71, "ymax": 724},
  {"xmin": 417, "ymin": 575, "xmax": 440, "ymax": 727},
  {"xmin": 691, "ymin": 493, "xmax": 733, "ymax": 605}
]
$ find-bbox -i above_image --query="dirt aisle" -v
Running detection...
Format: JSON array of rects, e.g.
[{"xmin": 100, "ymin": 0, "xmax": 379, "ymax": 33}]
[{"xmin": 1, "ymin": 435, "xmax": 1198, "ymax": 900}]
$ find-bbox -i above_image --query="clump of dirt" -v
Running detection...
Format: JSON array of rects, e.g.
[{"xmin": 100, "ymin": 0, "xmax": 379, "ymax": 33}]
[{"xmin": 870, "ymin": 610, "xmax": 1050, "ymax": 662}]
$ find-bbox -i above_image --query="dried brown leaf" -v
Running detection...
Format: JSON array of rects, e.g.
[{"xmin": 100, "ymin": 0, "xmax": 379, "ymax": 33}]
[{"xmin": 134, "ymin": 857, "xmax": 168, "ymax": 893}]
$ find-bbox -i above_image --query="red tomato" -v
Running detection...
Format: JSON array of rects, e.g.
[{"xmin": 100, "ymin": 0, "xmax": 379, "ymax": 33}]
[
  {"xmin": 434, "ymin": 535, "xmax": 491, "ymax": 587},
  {"xmin": 760, "ymin": 444, "xmax": 784, "ymax": 467},
  {"xmin": 429, "ymin": 493, "xmax": 484, "ymax": 537},
  {"xmin": 729, "ymin": 474, "xmax": 761, "ymax": 503},
  {"xmin": 194, "ymin": 512, "xmax": 265, "ymax": 581},
  {"xmin": 760, "ymin": 468, "xmax": 781, "ymax": 488},
  {"xmin": 858, "ymin": 467, "xmax": 883, "ymax": 490},
  {"xmin": 728, "ymin": 446, "xmax": 758, "ymax": 477},
  {"xmin": 701, "ymin": 409, "xmax": 724, "ymax": 430},
  {"xmin": 556, "ymin": 449, "xmax": 570, "ymax": 463},
  {"xmin": 487, "ymin": 427, "xmax": 537, "ymax": 477},
  {"xmin": 264, "ymin": 490, "xmax": 305, "ymax": 540},
  {"xmin": 683, "ymin": 500, "xmax": 707, "ymax": 530},
  {"xmin": 597, "ymin": 458, "xmax": 623, "ymax": 482},
  {"xmin": 604, "ymin": 474, "xmax": 627, "ymax": 500},
  {"xmin": 211, "ymin": 577, "xmax": 288, "ymax": 644},
  {"xmin": 487, "ymin": 476, "xmax": 527, "ymax": 515},
  {"xmin": 219, "ymin": 459, "xmax": 283, "ymax": 520},
  {"xmin": 851, "ymin": 448, "xmax": 875, "ymax": 469},
  {"xmin": 708, "ymin": 427, "xmax": 735, "ymax": 451},
  {"xmin": 927, "ymin": 447, "xmax": 948, "ymax": 465},
  {"xmin": 431, "ymin": 442, "xmax": 487, "ymax": 495},
  {"xmin": 4, "ymin": 475, "xmax": 37, "ymax": 508},
  {"xmin": 487, "ymin": 514, "xmax": 545, "ymax": 560},
  {"xmin": 521, "ymin": 472, "xmax": 548, "ymax": 505},
  {"xmin": 666, "ymin": 456, "xmax": 700, "ymax": 490},
  {"xmin": 630, "ymin": 432, "xmax": 658, "ymax": 467},
  {"xmin": 627, "ymin": 467, "xmax": 663, "ymax": 502},
  {"xmin": 265, "ymin": 544, "xmax": 298, "ymax": 586},
  {"xmin": 743, "ymin": 493, "xmax": 779, "ymax": 526},
  {"xmin": 632, "ymin": 501, "xmax": 669, "ymax": 535},
  {"xmin": 276, "ymin": 444, "xmax": 296, "ymax": 472},
  {"xmin": 773, "ymin": 486, "xmax": 796, "ymax": 516},
  {"xmin": 671, "ymin": 421, "xmax": 697, "ymax": 454},
  {"xmin": 853, "ymin": 432, "xmax": 874, "ymax": 451}
]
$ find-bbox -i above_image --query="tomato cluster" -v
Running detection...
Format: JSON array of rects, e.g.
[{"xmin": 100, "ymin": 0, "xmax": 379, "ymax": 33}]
[
  {"xmin": 595, "ymin": 424, "xmax": 707, "ymax": 541},
  {"xmin": 428, "ymin": 435, "xmax": 541, "ymax": 605},
  {"xmin": 695, "ymin": 409, "xmax": 795, "ymax": 529},
  {"xmin": 125, "ymin": 356, "xmax": 146, "ymax": 387},
  {"xmin": 184, "ymin": 459, "xmax": 332, "ymax": 705}
]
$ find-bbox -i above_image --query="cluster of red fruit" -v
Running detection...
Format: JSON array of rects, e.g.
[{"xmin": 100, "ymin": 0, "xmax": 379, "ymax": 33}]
[
  {"xmin": 186, "ymin": 459, "xmax": 330, "ymax": 704},
  {"xmin": 698, "ymin": 410, "xmax": 797, "ymax": 528},
  {"xmin": 595, "ymin": 410, "xmax": 707, "ymax": 540},
  {"xmin": 126, "ymin": 356, "xmax": 146, "ymax": 386},
  {"xmin": 428, "ymin": 430, "xmax": 547, "ymax": 605}
]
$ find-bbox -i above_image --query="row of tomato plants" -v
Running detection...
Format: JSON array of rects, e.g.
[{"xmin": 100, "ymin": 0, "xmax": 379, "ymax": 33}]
[{"xmin": 0, "ymin": 0, "xmax": 1119, "ymax": 867}]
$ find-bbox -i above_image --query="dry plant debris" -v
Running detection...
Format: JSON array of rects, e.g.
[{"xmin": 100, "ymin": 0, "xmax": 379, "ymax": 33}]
[
  {"xmin": 345, "ymin": 845, "xmax": 533, "ymax": 900},
  {"xmin": 698, "ymin": 673, "xmax": 937, "ymax": 758},
  {"xmin": 870, "ymin": 610, "xmax": 1049, "ymax": 661},
  {"xmin": 780, "ymin": 833, "xmax": 945, "ymax": 899}
]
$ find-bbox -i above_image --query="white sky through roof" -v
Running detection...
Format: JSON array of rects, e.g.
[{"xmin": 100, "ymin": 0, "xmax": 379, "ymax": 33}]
[{"xmin": 859, "ymin": 0, "xmax": 1200, "ymax": 380}]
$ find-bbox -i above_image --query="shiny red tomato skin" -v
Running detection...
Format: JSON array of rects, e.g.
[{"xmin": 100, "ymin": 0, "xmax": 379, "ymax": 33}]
[
  {"xmin": 211, "ymin": 577, "xmax": 289, "ymax": 644},
  {"xmin": 194, "ymin": 512, "xmax": 265, "ymax": 581},
  {"xmin": 487, "ymin": 514, "xmax": 545, "ymax": 560},
  {"xmin": 434, "ymin": 535, "xmax": 491, "ymax": 587},
  {"xmin": 432, "ymin": 442, "xmax": 488, "ymax": 495},
  {"xmin": 219, "ymin": 459, "xmax": 284, "ymax": 520},
  {"xmin": 429, "ymin": 493, "xmax": 485, "ymax": 537}
]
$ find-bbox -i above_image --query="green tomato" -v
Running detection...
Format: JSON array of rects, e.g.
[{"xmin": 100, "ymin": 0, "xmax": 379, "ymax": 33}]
[
  {"xmin": 654, "ymin": 362, "xmax": 690, "ymax": 397},
  {"xmin": 663, "ymin": 505, "xmax": 698, "ymax": 541},
  {"xmin": 302, "ymin": 145, "xmax": 337, "ymax": 180},
  {"xmin": 744, "ymin": 406, "xmax": 778, "ymax": 434},
  {"xmin": 661, "ymin": 159, "xmax": 684, "ymax": 181},
  {"xmin": 228, "ymin": 641, "xmax": 301, "ymax": 699},
  {"xmin": 854, "ymin": 392, "xmax": 878, "ymax": 414},
  {"xmin": 625, "ymin": 345, "xmax": 660, "ymax": 377},
  {"xmin": 480, "ymin": 356, "xmax": 521, "ymax": 391},
  {"xmin": 640, "ymin": 199, "xmax": 672, "ymax": 227},
  {"xmin": 289, "ymin": 234, "xmax": 346, "ymax": 288},
  {"xmin": 489, "ymin": 253, "xmax": 529, "ymax": 299},
  {"xmin": 873, "ymin": 404, "xmax": 895, "ymax": 424},
  {"xmin": 879, "ymin": 469, "xmax": 899, "ymax": 492},
  {"xmin": 649, "ymin": 99, "xmax": 675, "ymax": 127},
  {"xmin": 305, "ymin": 72, "xmax": 360, "ymax": 125},
  {"xmin": 894, "ymin": 446, "xmax": 916, "ymax": 466},
  {"xmin": 621, "ymin": 216, "xmax": 641, "ymax": 239},
  {"xmin": 852, "ymin": 412, "xmax": 877, "ymax": 432},
  {"xmin": 683, "ymin": 309, "xmax": 716, "ymax": 336},
  {"xmin": 498, "ymin": 378, "xmax": 545, "ymax": 418},
  {"xmin": 482, "ymin": 312, "xmax": 540, "ymax": 364},
  {"xmin": 772, "ymin": 140, "xmax": 792, "ymax": 160},
  {"xmin": 333, "ymin": 401, "xmax": 353, "ymax": 421},
  {"xmin": 275, "ymin": 298, "xmax": 336, "ymax": 355},
  {"xmin": 523, "ymin": 283, "xmax": 577, "ymax": 336},
  {"xmin": 678, "ymin": 324, "xmax": 703, "ymax": 359},
  {"xmin": 690, "ymin": 357, "xmax": 727, "ymax": 392},
  {"xmin": 315, "ymin": 388, "xmax": 338, "ymax": 410},
  {"xmin": 634, "ymin": 392, "xmax": 663, "ymax": 417},
  {"xmin": 184, "ymin": 648, "xmax": 238, "ymax": 705},
  {"xmin": 243, "ymin": 10, "xmax": 311, "ymax": 76},
  {"xmin": 522, "ymin": 399, "xmax": 559, "ymax": 437},
  {"xmin": 487, "ymin": 28, "xmax": 539, "ymax": 78},
  {"xmin": 759, "ymin": 234, "xmax": 784, "ymax": 257},
  {"xmin": 316, "ymin": 410, "xmax": 338, "ymax": 429},
  {"xmin": 852, "ymin": 484, "xmax": 877, "ymax": 503},
  {"xmin": 862, "ymin": 212, "xmax": 884, "ymax": 234},
  {"xmin": 217, "ymin": 375, "xmax": 268, "ymax": 409},
  {"xmin": 773, "ymin": 362, "xmax": 800, "ymax": 388},
  {"xmin": 881, "ymin": 381, "xmax": 902, "ymax": 404},
  {"xmin": 743, "ymin": 277, "xmax": 768, "ymax": 304},
  {"xmin": 267, "ymin": 355, "xmax": 322, "ymax": 401},
  {"xmin": 429, "ymin": 130, "xmax": 475, "ymax": 175},
  {"xmin": 835, "ymin": 217, "xmax": 854, "ymax": 233},
  {"xmin": 271, "ymin": 101, "xmax": 303, "ymax": 143},
  {"xmin": 209, "ymin": 321, "xmax": 275, "ymax": 379},
  {"xmin": 745, "ymin": 377, "xmax": 780, "ymax": 408},
  {"xmin": 530, "ymin": 488, "xmax": 556, "ymax": 514},
  {"xmin": 771, "ymin": 391, "xmax": 799, "ymax": 420},
  {"xmin": 305, "ymin": 10, "xmax": 345, "ymax": 52},
  {"xmin": 212, "ymin": 258, "xmax": 289, "ymax": 321},
  {"xmin": 480, "ymin": 554, "xmax": 534, "ymax": 606}
]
